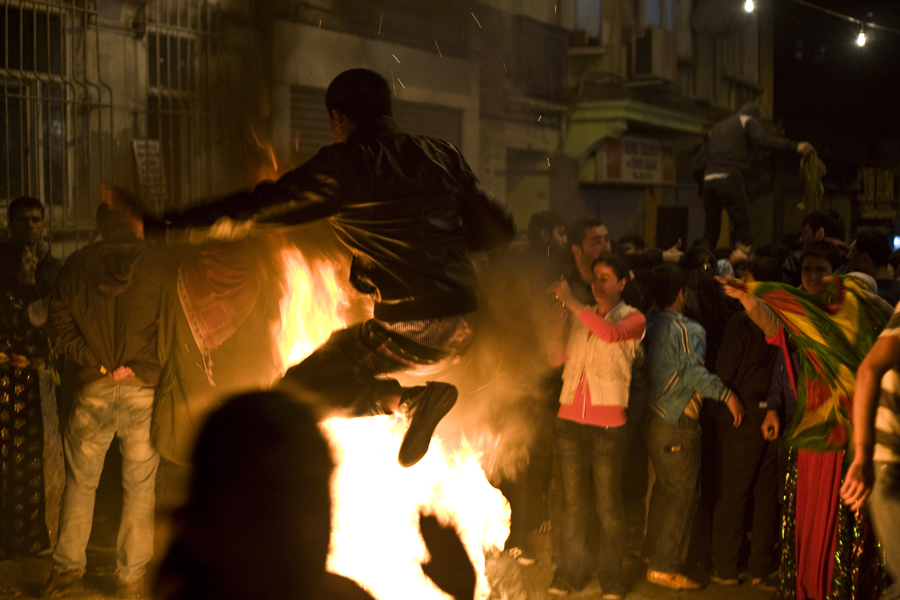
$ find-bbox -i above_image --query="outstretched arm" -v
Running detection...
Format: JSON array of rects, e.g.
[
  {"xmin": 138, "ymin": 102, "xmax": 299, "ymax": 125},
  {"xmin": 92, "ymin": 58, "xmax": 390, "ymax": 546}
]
[{"xmin": 841, "ymin": 333, "xmax": 900, "ymax": 509}]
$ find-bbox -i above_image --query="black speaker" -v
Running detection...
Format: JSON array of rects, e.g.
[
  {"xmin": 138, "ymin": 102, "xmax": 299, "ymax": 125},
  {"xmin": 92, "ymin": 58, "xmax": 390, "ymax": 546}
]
[{"xmin": 656, "ymin": 205, "xmax": 689, "ymax": 250}]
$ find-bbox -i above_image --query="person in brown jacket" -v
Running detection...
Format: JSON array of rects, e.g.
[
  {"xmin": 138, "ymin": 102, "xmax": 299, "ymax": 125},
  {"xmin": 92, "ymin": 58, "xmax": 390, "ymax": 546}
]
[{"xmin": 41, "ymin": 201, "xmax": 164, "ymax": 599}]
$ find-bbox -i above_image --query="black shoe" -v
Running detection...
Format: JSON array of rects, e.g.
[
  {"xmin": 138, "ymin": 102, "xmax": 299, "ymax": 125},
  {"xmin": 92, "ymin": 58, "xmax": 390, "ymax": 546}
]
[
  {"xmin": 398, "ymin": 382, "xmax": 457, "ymax": 467},
  {"xmin": 548, "ymin": 572, "xmax": 571, "ymax": 596},
  {"xmin": 40, "ymin": 569, "xmax": 84, "ymax": 597}
]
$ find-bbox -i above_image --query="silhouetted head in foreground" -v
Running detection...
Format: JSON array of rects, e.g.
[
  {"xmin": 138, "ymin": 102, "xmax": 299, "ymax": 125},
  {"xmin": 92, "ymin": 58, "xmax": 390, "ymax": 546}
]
[{"xmin": 155, "ymin": 391, "xmax": 339, "ymax": 600}]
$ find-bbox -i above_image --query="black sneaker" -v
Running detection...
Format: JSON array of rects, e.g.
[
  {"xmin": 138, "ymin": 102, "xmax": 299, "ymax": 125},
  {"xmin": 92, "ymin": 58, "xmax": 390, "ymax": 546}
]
[
  {"xmin": 397, "ymin": 382, "xmax": 457, "ymax": 467},
  {"xmin": 548, "ymin": 572, "xmax": 571, "ymax": 596}
]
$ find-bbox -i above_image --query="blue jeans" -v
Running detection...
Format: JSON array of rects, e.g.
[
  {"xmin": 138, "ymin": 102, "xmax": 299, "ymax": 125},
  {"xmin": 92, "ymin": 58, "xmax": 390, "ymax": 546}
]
[
  {"xmin": 53, "ymin": 381, "xmax": 159, "ymax": 582},
  {"xmin": 555, "ymin": 418, "xmax": 627, "ymax": 591},
  {"xmin": 643, "ymin": 410, "xmax": 701, "ymax": 574},
  {"xmin": 869, "ymin": 461, "xmax": 900, "ymax": 600}
]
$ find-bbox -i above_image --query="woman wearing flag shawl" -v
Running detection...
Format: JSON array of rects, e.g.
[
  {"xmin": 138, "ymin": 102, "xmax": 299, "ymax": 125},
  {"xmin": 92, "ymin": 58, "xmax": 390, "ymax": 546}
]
[{"xmin": 718, "ymin": 240, "xmax": 889, "ymax": 600}]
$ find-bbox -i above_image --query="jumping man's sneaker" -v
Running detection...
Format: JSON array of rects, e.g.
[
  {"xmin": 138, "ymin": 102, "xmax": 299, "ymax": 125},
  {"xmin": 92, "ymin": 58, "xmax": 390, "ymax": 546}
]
[{"xmin": 397, "ymin": 382, "xmax": 457, "ymax": 467}]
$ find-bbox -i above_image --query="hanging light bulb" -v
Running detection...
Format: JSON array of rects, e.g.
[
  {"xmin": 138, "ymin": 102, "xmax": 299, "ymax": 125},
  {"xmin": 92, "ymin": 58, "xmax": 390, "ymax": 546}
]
[
  {"xmin": 857, "ymin": 25, "xmax": 866, "ymax": 46},
  {"xmin": 744, "ymin": 0, "xmax": 755, "ymax": 12}
]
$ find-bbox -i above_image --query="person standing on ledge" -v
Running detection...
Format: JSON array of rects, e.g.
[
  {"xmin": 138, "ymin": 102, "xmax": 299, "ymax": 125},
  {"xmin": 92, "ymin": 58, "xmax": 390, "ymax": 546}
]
[{"xmin": 695, "ymin": 101, "xmax": 814, "ymax": 254}]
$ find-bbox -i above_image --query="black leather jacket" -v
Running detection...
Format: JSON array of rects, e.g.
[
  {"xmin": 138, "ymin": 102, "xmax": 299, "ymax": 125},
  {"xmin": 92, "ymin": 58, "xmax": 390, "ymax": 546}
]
[{"xmin": 164, "ymin": 117, "xmax": 515, "ymax": 322}]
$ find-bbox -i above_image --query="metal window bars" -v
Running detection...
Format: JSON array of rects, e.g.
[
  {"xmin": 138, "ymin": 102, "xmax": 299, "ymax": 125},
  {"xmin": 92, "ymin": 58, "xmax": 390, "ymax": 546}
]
[{"xmin": 1, "ymin": 0, "xmax": 112, "ymax": 253}]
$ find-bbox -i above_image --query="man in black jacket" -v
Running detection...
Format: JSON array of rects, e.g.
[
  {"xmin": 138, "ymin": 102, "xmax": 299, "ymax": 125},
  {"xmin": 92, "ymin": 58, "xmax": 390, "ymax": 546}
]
[
  {"xmin": 695, "ymin": 101, "xmax": 814, "ymax": 252},
  {"xmin": 152, "ymin": 69, "xmax": 515, "ymax": 468}
]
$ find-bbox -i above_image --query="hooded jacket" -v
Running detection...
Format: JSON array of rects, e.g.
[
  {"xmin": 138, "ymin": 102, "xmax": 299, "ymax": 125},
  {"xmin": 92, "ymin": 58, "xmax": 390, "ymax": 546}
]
[
  {"xmin": 695, "ymin": 101, "xmax": 798, "ymax": 182},
  {"xmin": 48, "ymin": 240, "xmax": 164, "ymax": 387},
  {"xmin": 160, "ymin": 116, "xmax": 515, "ymax": 323}
]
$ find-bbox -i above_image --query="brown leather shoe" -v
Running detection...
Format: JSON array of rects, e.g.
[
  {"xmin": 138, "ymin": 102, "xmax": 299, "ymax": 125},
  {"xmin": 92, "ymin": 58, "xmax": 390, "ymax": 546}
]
[
  {"xmin": 116, "ymin": 577, "xmax": 145, "ymax": 599},
  {"xmin": 646, "ymin": 569, "xmax": 702, "ymax": 591},
  {"xmin": 40, "ymin": 569, "xmax": 84, "ymax": 597}
]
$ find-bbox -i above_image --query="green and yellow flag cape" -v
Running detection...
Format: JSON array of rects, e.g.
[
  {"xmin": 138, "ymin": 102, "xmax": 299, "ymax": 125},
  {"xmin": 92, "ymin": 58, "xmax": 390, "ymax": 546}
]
[{"xmin": 745, "ymin": 276, "xmax": 886, "ymax": 453}]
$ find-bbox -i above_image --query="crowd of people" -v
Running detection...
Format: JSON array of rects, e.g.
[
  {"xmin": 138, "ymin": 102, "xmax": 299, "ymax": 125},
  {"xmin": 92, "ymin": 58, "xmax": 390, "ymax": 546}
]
[
  {"xmin": 489, "ymin": 206, "xmax": 900, "ymax": 600},
  {"xmin": 1, "ymin": 66, "xmax": 899, "ymax": 600}
]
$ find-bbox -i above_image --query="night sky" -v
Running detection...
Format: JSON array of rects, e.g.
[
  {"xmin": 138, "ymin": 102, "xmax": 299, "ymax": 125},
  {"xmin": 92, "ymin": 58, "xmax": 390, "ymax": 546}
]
[{"xmin": 773, "ymin": 0, "xmax": 900, "ymax": 165}]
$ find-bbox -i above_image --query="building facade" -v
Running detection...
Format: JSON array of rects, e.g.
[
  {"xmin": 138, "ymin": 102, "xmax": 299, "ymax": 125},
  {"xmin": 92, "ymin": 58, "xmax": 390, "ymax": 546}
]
[{"xmin": 1, "ymin": 0, "xmax": 775, "ymax": 253}]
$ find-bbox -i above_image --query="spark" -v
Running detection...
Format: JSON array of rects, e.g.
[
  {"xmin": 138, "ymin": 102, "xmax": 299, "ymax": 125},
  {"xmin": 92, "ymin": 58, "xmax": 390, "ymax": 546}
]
[
  {"xmin": 397, "ymin": 78, "xmax": 405, "ymax": 89},
  {"xmin": 466, "ymin": 380, "xmax": 494, "ymax": 395},
  {"xmin": 457, "ymin": 355, "xmax": 475, "ymax": 374},
  {"xmin": 494, "ymin": 359, "xmax": 503, "ymax": 376},
  {"xmin": 391, "ymin": 69, "xmax": 396, "ymax": 95},
  {"xmin": 547, "ymin": 157, "xmax": 551, "ymax": 167},
  {"xmin": 471, "ymin": 12, "xmax": 481, "ymax": 28},
  {"xmin": 502, "ymin": 61, "xmax": 507, "ymax": 73},
  {"xmin": 378, "ymin": 11, "xmax": 383, "ymax": 34},
  {"xmin": 392, "ymin": 54, "xmax": 400, "ymax": 63},
  {"xmin": 538, "ymin": 115, "xmax": 542, "ymax": 121},
  {"xmin": 434, "ymin": 40, "xmax": 442, "ymax": 57},
  {"xmin": 318, "ymin": 19, "xmax": 322, "ymax": 28},
  {"xmin": 555, "ymin": 5, "xmax": 558, "ymax": 13}
]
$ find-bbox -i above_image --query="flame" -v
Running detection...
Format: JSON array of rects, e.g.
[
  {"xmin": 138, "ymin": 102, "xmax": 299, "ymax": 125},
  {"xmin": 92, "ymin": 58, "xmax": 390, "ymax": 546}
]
[
  {"xmin": 323, "ymin": 415, "xmax": 510, "ymax": 600},
  {"xmin": 275, "ymin": 247, "xmax": 510, "ymax": 599},
  {"xmin": 275, "ymin": 247, "xmax": 347, "ymax": 370},
  {"xmin": 250, "ymin": 128, "xmax": 281, "ymax": 183}
]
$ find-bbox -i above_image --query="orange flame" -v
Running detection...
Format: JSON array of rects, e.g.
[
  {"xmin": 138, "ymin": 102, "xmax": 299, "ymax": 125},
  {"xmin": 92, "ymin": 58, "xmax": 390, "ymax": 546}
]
[
  {"xmin": 275, "ymin": 247, "xmax": 347, "ymax": 370},
  {"xmin": 275, "ymin": 246, "xmax": 509, "ymax": 599}
]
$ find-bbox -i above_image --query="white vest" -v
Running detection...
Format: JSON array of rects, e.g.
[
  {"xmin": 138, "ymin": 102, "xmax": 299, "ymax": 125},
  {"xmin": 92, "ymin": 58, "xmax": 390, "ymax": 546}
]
[{"xmin": 559, "ymin": 301, "xmax": 642, "ymax": 407}]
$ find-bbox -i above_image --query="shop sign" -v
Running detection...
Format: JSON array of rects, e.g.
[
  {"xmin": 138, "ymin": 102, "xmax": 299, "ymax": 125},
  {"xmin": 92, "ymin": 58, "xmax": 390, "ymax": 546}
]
[{"xmin": 596, "ymin": 136, "xmax": 676, "ymax": 186}]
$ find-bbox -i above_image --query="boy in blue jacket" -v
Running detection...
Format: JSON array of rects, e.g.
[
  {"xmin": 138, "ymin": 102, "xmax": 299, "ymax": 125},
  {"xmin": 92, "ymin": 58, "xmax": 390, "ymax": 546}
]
[{"xmin": 642, "ymin": 263, "xmax": 744, "ymax": 591}]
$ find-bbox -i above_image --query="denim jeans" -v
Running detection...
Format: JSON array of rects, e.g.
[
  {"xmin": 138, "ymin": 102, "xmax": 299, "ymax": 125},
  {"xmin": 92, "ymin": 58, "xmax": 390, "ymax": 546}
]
[
  {"xmin": 555, "ymin": 418, "xmax": 627, "ymax": 591},
  {"xmin": 868, "ymin": 461, "xmax": 900, "ymax": 600},
  {"xmin": 643, "ymin": 410, "xmax": 701, "ymax": 574},
  {"xmin": 53, "ymin": 381, "xmax": 159, "ymax": 582}
]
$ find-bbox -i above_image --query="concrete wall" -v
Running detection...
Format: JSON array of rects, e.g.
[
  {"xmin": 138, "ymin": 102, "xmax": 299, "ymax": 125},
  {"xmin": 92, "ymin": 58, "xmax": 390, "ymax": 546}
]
[{"xmin": 270, "ymin": 21, "xmax": 481, "ymax": 165}]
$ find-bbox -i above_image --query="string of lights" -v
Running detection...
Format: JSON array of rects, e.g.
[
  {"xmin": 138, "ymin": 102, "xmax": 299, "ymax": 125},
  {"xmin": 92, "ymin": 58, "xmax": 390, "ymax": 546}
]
[{"xmin": 743, "ymin": 0, "xmax": 900, "ymax": 46}]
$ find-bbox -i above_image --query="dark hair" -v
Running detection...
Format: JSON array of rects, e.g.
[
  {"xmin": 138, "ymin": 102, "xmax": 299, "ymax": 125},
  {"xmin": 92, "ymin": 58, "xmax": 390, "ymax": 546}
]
[
  {"xmin": 754, "ymin": 241, "xmax": 791, "ymax": 264},
  {"xmin": 681, "ymin": 246, "xmax": 716, "ymax": 282},
  {"xmin": 8, "ymin": 196, "xmax": 44, "ymax": 222},
  {"xmin": 593, "ymin": 253, "xmax": 629, "ymax": 281},
  {"xmin": 800, "ymin": 240, "xmax": 842, "ymax": 271},
  {"xmin": 96, "ymin": 204, "xmax": 137, "ymax": 242},
  {"xmin": 890, "ymin": 249, "xmax": 900, "ymax": 274},
  {"xmin": 527, "ymin": 211, "xmax": 566, "ymax": 249},
  {"xmin": 188, "ymin": 391, "xmax": 333, "ymax": 518},
  {"xmin": 0, "ymin": 239, "xmax": 29, "ymax": 288},
  {"xmin": 569, "ymin": 216, "xmax": 605, "ymax": 247},
  {"xmin": 617, "ymin": 234, "xmax": 645, "ymax": 251},
  {"xmin": 802, "ymin": 208, "xmax": 845, "ymax": 242},
  {"xmin": 744, "ymin": 257, "xmax": 783, "ymax": 282},
  {"xmin": 739, "ymin": 101, "xmax": 763, "ymax": 120},
  {"xmin": 649, "ymin": 263, "xmax": 685, "ymax": 309},
  {"xmin": 325, "ymin": 69, "xmax": 392, "ymax": 125},
  {"xmin": 854, "ymin": 227, "xmax": 891, "ymax": 267}
]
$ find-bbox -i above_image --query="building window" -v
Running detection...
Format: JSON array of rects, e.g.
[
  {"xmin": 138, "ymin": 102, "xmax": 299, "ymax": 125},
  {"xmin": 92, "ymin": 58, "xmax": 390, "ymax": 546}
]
[
  {"xmin": 1, "ymin": 6, "xmax": 66, "ymax": 206},
  {"xmin": 643, "ymin": 0, "xmax": 675, "ymax": 31},
  {"xmin": 575, "ymin": 0, "xmax": 603, "ymax": 44}
]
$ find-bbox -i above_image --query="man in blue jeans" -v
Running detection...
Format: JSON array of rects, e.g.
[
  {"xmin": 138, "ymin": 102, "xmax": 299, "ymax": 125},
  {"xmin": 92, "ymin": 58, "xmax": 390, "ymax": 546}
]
[
  {"xmin": 642, "ymin": 264, "xmax": 744, "ymax": 591},
  {"xmin": 842, "ymin": 303, "xmax": 900, "ymax": 600},
  {"xmin": 42, "ymin": 201, "xmax": 164, "ymax": 598}
]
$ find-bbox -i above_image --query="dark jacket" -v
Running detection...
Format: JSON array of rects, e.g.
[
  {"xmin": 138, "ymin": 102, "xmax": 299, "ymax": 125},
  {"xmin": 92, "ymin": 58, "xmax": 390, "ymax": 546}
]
[
  {"xmin": 716, "ymin": 311, "xmax": 778, "ymax": 422},
  {"xmin": 163, "ymin": 117, "xmax": 515, "ymax": 323},
  {"xmin": 48, "ymin": 241, "xmax": 164, "ymax": 387},
  {"xmin": 694, "ymin": 102, "xmax": 797, "ymax": 182}
]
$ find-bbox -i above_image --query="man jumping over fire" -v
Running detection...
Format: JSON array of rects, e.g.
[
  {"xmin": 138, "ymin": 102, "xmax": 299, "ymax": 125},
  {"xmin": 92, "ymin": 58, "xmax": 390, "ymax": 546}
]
[{"xmin": 148, "ymin": 68, "xmax": 515, "ymax": 468}]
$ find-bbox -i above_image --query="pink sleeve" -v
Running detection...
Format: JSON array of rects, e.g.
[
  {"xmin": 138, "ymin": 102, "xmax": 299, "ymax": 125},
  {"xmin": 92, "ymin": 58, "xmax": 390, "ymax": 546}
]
[{"xmin": 577, "ymin": 307, "xmax": 646, "ymax": 342}]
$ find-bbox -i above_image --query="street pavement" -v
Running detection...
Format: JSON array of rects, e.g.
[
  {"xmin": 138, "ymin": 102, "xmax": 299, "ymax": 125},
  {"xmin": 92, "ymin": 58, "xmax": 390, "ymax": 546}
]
[{"xmin": 0, "ymin": 532, "xmax": 778, "ymax": 599}]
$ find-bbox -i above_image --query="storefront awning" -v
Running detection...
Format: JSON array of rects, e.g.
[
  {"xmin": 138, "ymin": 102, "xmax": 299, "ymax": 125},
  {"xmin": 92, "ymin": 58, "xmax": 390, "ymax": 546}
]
[{"xmin": 565, "ymin": 99, "xmax": 709, "ymax": 159}]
